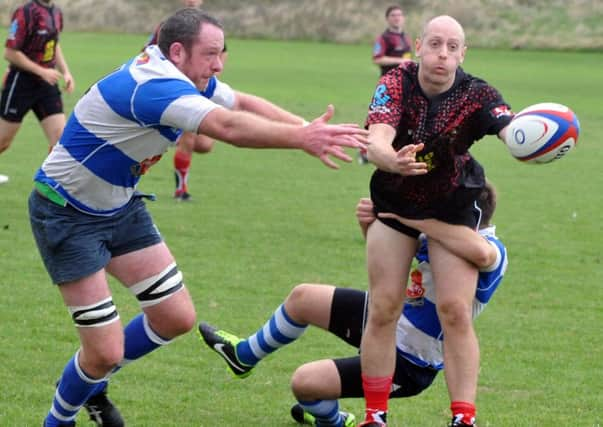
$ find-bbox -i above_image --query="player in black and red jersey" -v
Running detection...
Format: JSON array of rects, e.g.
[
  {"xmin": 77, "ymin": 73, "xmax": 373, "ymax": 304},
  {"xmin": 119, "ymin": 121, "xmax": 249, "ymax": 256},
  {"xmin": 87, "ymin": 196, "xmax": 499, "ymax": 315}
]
[
  {"xmin": 372, "ymin": 5, "xmax": 413, "ymax": 76},
  {"xmin": 358, "ymin": 15, "xmax": 514, "ymax": 427},
  {"xmin": 145, "ymin": 0, "xmax": 229, "ymax": 201},
  {"xmin": 0, "ymin": 0, "xmax": 74, "ymax": 185}
]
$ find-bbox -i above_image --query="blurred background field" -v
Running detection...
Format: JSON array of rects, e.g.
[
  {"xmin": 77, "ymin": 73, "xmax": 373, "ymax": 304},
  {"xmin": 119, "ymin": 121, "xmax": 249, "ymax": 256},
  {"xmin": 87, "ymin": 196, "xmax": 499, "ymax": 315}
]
[
  {"xmin": 1, "ymin": 0, "xmax": 603, "ymax": 49},
  {"xmin": 0, "ymin": 3, "xmax": 602, "ymax": 426}
]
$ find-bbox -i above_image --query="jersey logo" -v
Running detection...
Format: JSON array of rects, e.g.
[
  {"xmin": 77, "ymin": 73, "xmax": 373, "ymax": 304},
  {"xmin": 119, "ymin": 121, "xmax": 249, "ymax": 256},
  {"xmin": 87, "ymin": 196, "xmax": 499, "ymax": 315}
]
[
  {"xmin": 131, "ymin": 154, "xmax": 162, "ymax": 176},
  {"xmin": 491, "ymin": 105, "xmax": 512, "ymax": 119},
  {"xmin": 8, "ymin": 20, "xmax": 18, "ymax": 40},
  {"xmin": 136, "ymin": 52, "xmax": 150, "ymax": 65},
  {"xmin": 369, "ymin": 84, "xmax": 392, "ymax": 114},
  {"xmin": 405, "ymin": 269, "xmax": 425, "ymax": 306}
]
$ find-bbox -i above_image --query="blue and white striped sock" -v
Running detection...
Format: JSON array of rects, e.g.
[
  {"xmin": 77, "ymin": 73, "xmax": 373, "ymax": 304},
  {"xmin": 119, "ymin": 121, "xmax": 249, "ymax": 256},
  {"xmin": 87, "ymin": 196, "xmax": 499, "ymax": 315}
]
[
  {"xmin": 299, "ymin": 399, "xmax": 344, "ymax": 427},
  {"xmin": 44, "ymin": 352, "xmax": 105, "ymax": 427},
  {"xmin": 236, "ymin": 304, "xmax": 307, "ymax": 366}
]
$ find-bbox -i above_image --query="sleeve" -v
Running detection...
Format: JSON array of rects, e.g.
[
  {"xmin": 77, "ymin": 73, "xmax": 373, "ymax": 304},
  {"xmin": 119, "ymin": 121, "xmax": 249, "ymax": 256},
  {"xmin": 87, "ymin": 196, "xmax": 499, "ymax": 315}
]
[
  {"xmin": 133, "ymin": 78, "xmax": 221, "ymax": 132},
  {"xmin": 475, "ymin": 237, "xmax": 507, "ymax": 304},
  {"xmin": 475, "ymin": 83, "xmax": 514, "ymax": 136},
  {"xmin": 204, "ymin": 77, "xmax": 236, "ymax": 109},
  {"xmin": 372, "ymin": 35, "xmax": 386, "ymax": 58},
  {"xmin": 365, "ymin": 67, "xmax": 403, "ymax": 128},
  {"xmin": 57, "ymin": 8, "xmax": 64, "ymax": 33},
  {"xmin": 5, "ymin": 8, "xmax": 27, "ymax": 50}
]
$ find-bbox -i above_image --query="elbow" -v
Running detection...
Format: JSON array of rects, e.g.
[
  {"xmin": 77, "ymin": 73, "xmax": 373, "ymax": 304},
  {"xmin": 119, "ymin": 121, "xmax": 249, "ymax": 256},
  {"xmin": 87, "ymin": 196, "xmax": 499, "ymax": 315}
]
[{"xmin": 473, "ymin": 248, "xmax": 496, "ymax": 270}]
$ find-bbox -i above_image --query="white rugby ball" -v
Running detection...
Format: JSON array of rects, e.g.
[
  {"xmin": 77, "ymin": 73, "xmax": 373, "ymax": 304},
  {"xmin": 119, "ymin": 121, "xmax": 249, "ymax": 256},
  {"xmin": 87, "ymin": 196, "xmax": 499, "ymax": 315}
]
[{"xmin": 505, "ymin": 103, "xmax": 580, "ymax": 164}]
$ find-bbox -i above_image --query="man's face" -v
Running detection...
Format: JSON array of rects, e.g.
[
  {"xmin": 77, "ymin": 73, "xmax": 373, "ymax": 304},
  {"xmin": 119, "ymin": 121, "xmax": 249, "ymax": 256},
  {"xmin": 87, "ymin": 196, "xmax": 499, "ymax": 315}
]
[
  {"xmin": 386, "ymin": 9, "xmax": 405, "ymax": 30},
  {"xmin": 182, "ymin": 0, "xmax": 203, "ymax": 7},
  {"xmin": 175, "ymin": 23, "xmax": 224, "ymax": 90},
  {"xmin": 415, "ymin": 18, "xmax": 466, "ymax": 91}
]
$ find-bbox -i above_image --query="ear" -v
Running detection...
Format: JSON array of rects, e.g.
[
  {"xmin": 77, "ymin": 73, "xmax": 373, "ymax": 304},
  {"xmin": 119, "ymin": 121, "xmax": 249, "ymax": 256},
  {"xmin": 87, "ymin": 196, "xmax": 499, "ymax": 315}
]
[
  {"xmin": 414, "ymin": 38, "xmax": 421, "ymax": 57},
  {"xmin": 168, "ymin": 42, "xmax": 186, "ymax": 67}
]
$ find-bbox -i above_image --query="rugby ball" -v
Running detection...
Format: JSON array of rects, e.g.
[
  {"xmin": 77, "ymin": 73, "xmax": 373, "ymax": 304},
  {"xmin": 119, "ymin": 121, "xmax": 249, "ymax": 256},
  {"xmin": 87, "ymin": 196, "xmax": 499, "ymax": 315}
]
[{"xmin": 504, "ymin": 103, "xmax": 580, "ymax": 164}]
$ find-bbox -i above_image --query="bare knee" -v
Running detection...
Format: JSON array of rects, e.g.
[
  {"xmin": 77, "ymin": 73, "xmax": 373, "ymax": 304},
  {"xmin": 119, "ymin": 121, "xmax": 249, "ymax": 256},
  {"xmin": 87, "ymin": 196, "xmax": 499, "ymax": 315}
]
[
  {"xmin": 291, "ymin": 364, "xmax": 325, "ymax": 401},
  {"xmin": 148, "ymin": 301, "xmax": 196, "ymax": 339},
  {"xmin": 437, "ymin": 299, "xmax": 472, "ymax": 331},
  {"xmin": 80, "ymin": 341, "xmax": 124, "ymax": 377}
]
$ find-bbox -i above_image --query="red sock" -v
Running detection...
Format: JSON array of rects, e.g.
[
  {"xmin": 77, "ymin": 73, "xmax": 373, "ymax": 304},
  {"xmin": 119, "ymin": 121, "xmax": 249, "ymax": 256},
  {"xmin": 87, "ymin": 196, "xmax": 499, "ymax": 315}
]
[
  {"xmin": 362, "ymin": 374, "xmax": 392, "ymax": 424},
  {"xmin": 451, "ymin": 401, "xmax": 476, "ymax": 426},
  {"xmin": 174, "ymin": 150, "xmax": 192, "ymax": 194}
]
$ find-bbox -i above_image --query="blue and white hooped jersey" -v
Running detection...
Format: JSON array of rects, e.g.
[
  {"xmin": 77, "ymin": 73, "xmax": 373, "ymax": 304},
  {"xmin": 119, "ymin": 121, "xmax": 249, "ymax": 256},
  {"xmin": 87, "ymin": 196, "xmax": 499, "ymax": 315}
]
[
  {"xmin": 34, "ymin": 45, "xmax": 236, "ymax": 216},
  {"xmin": 396, "ymin": 226, "xmax": 507, "ymax": 370}
]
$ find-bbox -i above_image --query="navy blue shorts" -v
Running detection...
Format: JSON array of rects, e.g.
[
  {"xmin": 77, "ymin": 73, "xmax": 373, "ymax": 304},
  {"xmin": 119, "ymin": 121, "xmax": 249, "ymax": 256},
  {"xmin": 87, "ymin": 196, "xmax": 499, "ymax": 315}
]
[
  {"xmin": 1, "ymin": 68, "xmax": 63, "ymax": 122},
  {"xmin": 28, "ymin": 190, "xmax": 163, "ymax": 284},
  {"xmin": 328, "ymin": 288, "xmax": 438, "ymax": 398}
]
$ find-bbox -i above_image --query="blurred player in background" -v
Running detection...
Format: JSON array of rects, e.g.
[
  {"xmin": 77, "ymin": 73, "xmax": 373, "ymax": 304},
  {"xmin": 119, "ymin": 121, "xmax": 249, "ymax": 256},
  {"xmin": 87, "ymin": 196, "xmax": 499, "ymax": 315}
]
[
  {"xmin": 146, "ymin": 0, "xmax": 228, "ymax": 201},
  {"xmin": 30, "ymin": 9, "xmax": 366, "ymax": 427},
  {"xmin": 199, "ymin": 183, "xmax": 506, "ymax": 427},
  {"xmin": 359, "ymin": 4, "xmax": 413, "ymax": 165},
  {"xmin": 0, "ymin": 0, "xmax": 74, "ymax": 185},
  {"xmin": 372, "ymin": 5, "xmax": 413, "ymax": 76},
  {"xmin": 360, "ymin": 15, "xmax": 513, "ymax": 427}
]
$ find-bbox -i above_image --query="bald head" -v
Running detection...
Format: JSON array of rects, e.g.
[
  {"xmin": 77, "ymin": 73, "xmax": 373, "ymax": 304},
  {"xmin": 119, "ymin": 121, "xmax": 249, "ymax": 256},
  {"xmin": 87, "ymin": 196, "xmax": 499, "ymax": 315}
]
[{"xmin": 421, "ymin": 15, "xmax": 465, "ymax": 45}]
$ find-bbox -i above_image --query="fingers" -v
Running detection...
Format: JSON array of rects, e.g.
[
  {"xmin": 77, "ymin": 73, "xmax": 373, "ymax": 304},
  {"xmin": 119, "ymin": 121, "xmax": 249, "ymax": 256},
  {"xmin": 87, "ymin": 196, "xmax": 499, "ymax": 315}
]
[
  {"xmin": 319, "ymin": 153, "xmax": 339, "ymax": 169},
  {"xmin": 378, "ymin": 212, "xmax": 404, "ymax": 223},
  {"xmin": 318, "ymin": 104, "xmax": 335, "ymax": 124}
]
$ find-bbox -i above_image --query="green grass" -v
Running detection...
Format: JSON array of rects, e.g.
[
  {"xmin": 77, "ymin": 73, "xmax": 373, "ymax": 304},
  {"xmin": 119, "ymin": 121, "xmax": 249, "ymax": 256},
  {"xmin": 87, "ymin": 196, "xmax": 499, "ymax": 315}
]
[{"xmin": 1, "ymin": 32, "xmax": 602, "ymax": 426}]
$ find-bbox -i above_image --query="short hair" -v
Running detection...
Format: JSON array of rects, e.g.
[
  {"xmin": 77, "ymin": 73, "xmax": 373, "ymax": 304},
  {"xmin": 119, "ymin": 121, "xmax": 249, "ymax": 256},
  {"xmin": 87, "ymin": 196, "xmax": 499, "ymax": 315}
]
[
  {"xmin": 385, "ymin": 5, "xmax": 403, "ymax": 18},
  {"xmin": 158, "ymin": 8, "xmax": 223, "ymax": 56},
  {"xmin": 478, "ymin": 180, "xmax": 497, "ymax": 227}
]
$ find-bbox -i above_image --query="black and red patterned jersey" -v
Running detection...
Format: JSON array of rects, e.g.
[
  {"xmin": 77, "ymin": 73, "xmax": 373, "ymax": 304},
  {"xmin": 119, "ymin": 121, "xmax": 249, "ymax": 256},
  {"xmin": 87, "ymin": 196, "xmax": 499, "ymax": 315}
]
[
  {"xmin": 366, "ymin": 62, "xmax": 513, "ymax": 214},
  {"xmin": 372, "ymin": 29, "xmax": 413, "ymax": 75},
  {"xmin": 5, "ymin": 0, "xmax": 63, "ymax": 69}
]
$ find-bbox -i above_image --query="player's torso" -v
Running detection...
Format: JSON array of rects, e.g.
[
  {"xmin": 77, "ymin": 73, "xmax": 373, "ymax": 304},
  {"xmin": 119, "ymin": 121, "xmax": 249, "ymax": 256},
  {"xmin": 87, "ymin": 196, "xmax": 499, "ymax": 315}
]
[
  {"xmin": 9, "ymin": 2, "xmax": 62, "ymax": 67},
  {"xmin": 382, "ymin": 30, "xmax": 411, "ymax": 58}
]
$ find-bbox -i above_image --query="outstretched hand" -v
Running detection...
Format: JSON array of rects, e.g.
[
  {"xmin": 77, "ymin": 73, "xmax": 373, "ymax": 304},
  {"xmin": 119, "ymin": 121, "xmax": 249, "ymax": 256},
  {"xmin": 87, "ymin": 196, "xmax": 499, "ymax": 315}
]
[
  {"xmin": 394, "ymin": 143, "xmax": 428, "ymax": 176},
  {"xmin": 302, "ymin": 105, "xmax": 368, "ymax": 169}
]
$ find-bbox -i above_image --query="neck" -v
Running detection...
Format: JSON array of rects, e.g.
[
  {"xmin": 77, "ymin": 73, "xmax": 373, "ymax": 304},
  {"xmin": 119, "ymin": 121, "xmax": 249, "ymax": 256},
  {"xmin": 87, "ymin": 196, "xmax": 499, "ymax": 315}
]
[{"xmin": 418, "ymin": 74, "xmax": 454, "ymax": 98}]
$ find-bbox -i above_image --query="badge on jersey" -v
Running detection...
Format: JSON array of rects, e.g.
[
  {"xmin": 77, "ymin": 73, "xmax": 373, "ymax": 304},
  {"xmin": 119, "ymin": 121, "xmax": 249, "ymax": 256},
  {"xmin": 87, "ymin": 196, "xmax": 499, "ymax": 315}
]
[
  {"xmin": 369, "ymin": 84, "xmax": 392, "ymax": 114},
  {"xmin": 373, "ymin": 41, "xmax": 383, "ymax": 56},
  {"xmin": 490, "ymin": 105, "xmax": 512, "ymax": 119},
  {"xmin": 8, "ymin": 20, "xmax": 18, "ymax": 40}
]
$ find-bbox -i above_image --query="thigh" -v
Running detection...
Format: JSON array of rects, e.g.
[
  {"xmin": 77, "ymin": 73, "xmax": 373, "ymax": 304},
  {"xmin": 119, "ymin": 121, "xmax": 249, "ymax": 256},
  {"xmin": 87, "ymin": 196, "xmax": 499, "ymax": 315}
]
[
  {"xmin": 39, "ymin": 112, "xmax": 66, "ymax": 146},
  {"xmin": 29, "ymin": 190, "xmax": 112, "ymax": 284},
  {"xmin": 334, "ymin": 356, "xmax": 363, "ymax": 398},
  {"xmin": 0, "ymin": 70, "xmax": 34, "ymax": 122},
  {"xmin": 108, "ymin": 197, "xmax": 163, "ymax": 258},
  {"xmin": 328, "ymin": 287, "xmax": 368, "ymax": 347},
  {"xmin": 390, "ymin": 355, "xmax": 438, "ymax": 398},
  {"xmin": 428, "ymin": 238, "xmax": 478, "ymax": 306},
  {"xmin": 31, "ymin": 83, "xmax": 63, "ymax": 121},
  {"xmin": 366, "ymin": 220, "xmax": 416, "ymax": 311}
]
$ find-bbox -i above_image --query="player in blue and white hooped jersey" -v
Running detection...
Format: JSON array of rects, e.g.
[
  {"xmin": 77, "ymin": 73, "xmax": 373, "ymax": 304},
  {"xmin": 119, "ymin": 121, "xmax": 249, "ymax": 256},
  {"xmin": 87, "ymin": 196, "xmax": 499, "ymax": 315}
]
[
  {"xmin": 198, "ymin": 182, "xmax": 507, "ymax": 427},
  {"xmin": 29, "ymin": 9, "xmax": 367, "ymax": 427}
]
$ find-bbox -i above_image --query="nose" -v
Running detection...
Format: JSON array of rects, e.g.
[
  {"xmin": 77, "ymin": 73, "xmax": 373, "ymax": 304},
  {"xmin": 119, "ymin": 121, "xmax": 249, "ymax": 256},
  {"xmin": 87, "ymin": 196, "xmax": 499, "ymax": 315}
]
[{"xmin": 213, "ymin": 56, "xmax": 223, "ymax": 73}]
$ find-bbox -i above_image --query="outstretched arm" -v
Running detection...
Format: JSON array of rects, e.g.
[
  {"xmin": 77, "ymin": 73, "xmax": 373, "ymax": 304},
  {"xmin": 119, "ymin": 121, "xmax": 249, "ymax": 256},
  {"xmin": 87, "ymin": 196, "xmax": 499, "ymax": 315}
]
[
  {"xmin": 234, "ymin": 91, "xmax": 306, "ymax": 125},
  {"xmin": 378, "ymin": 214, "xmax": 497, "ymax": 269},
  {"xmin": 198, "ymin": 104, "xmax": 368, "ymax": 169}
]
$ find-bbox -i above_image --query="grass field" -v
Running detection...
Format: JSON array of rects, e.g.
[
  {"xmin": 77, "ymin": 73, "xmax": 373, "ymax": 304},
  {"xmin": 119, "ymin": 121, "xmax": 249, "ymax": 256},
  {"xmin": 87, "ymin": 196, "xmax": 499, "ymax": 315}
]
[{"xmin": 0, "ymin": 32, "xmax": 602, "ymax": 426}]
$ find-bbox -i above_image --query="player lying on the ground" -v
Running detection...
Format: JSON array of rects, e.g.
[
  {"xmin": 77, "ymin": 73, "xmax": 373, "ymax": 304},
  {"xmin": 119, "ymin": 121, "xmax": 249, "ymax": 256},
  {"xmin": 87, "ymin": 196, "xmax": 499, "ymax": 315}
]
[{"xmin": 199, "ymin": 182, "xmax": 507, "ymax": 427}]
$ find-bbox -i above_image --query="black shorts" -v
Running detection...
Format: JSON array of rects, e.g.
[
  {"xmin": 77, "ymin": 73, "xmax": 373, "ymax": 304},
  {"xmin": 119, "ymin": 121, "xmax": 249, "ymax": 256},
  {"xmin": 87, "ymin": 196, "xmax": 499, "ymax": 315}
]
[
  {"xmin": 371, "ymin": 177, "xmax": 483, "ymax": 238},
  {"xmin": 328, "ymin": 288, "xmax": 438, "ymax": 398},
  {"xmin": 1, "ymin": 68, "xmax": 63, "ymax": 122}
]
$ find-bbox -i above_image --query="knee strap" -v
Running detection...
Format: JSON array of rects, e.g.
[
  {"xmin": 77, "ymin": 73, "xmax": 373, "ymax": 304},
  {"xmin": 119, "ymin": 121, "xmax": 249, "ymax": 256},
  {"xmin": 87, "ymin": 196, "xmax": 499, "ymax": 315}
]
[
  {"xmin": 129, "ymin": 262, "xmax": 184, "ymax": 308},
  {"xmin": 68, "ymin": 297, "xmax": 119, "ymax": 328}
]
